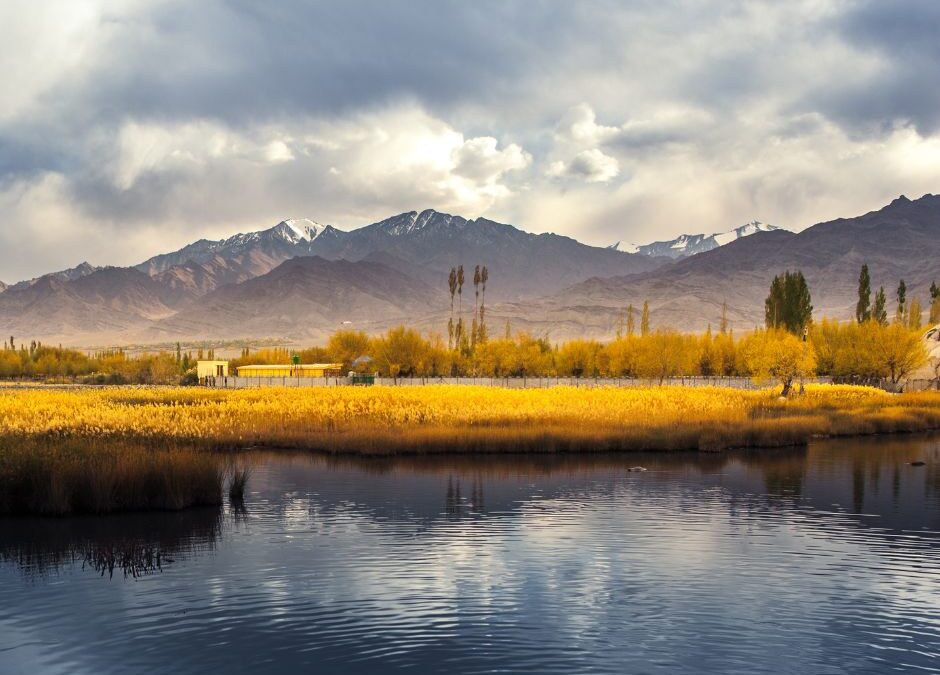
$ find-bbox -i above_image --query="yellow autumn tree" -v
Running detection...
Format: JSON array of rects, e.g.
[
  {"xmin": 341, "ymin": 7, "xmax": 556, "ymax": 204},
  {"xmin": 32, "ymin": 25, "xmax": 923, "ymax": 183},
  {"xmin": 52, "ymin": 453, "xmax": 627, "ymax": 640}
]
[
  {"xmin": 872, "ymin": 322, "xmax": 927, "ymax": 385},
  {"xmin": 635, "ymin": 330, "xmax": 697, "ymax": 384},
  {"xmin": 739, "ymin": 328, "xmax": 816, "ymax": 396}
]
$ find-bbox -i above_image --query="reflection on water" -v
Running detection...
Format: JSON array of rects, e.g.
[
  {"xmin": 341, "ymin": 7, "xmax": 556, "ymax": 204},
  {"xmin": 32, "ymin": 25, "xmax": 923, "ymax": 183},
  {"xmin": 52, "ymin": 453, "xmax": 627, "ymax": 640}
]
[
  {"xmin": 0, "ymin": 508, "xmax": 222, "ymax": 579},
  {"xmin": 1, "ymin": 435, "xmax": 939, "ymax": 674}
]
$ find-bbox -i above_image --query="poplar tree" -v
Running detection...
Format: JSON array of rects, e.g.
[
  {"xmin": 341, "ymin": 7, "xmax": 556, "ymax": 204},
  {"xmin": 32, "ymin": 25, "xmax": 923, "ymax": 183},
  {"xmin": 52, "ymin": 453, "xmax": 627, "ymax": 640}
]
[
  {"xmin": 855, "ymin": 264, "xmax": 871, "ymax": 324},
  {"xmin": 873, "ymin": 286, "xmax": 888, "ymax": 325},
  {"xmin": 908, "ymin": 297, "xmax": 923, "ymax": 330},
  {"xmin": 895, "ymin": 279, "xmax": 907, "ymax": 324},
  {"xmin": 448, "ymin": 268, "xmax": 458, "ymax": 350},
  {"xmin": 479, "ymin": 266, "xmax": 488, "ymax": 342},
  {"xmin": 626, "ymin": 304, "xmax": 636, "ymax": 336},
  {"xmin": 640, "ymin": 301, "xmax": 650, "ymax": 336}
]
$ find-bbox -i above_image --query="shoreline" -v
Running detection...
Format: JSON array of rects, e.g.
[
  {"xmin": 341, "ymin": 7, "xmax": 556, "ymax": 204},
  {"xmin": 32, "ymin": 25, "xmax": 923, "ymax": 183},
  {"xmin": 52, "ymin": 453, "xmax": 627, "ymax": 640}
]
[{"xmin": 1, "ymin": 384, "xmax": 939, "ymax": 515}]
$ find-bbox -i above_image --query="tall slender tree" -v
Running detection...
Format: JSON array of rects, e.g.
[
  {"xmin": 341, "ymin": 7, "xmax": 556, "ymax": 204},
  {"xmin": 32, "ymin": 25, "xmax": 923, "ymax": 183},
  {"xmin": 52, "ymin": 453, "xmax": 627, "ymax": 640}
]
[
  {"xmin": 626, "ymin": 304, "xmax": 636, "ymax": 336},
  {"xmin": 895, "ymin": 279, "xmax": 907, "ymax": 324},
  {"xmin": 473, "ymin": 265, "xmax": 481, "ymax": 317},
  {"xmin": 448, "ymin": 268, "xmax": 458, "ymax": 350},
  {"xmin": 719, "ymin": 301, "xmax": 729, "ymax": 334},
  {"xmin": 480, "ymin": 266, "xmax": 488, "ymax": 342},
  {"xmin": 930, "ymin": 296, "xmax": 940, "ymax": 325},
  {"xmin": 908, "ymin": 297, "xmax": 923, "ymax": 330},
  {"xmin": 640, "ymin": 301, "xmax": 650, "ymax": 336},
  {"xmin": 873, "ymin": 286, "xmax": 888, "ymax": 325},
  {"xmin": 855, "ymin": 264, "xmax": 871, "ymax": 324}
]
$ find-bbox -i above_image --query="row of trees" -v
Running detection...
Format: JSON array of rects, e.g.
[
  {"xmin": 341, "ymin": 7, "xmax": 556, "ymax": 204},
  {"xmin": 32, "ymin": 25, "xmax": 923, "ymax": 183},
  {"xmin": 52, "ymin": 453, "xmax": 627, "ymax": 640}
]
[
  {"xmin": 0, "ymin": 340, "xmax": 222, "ymax": 383},
  {"xmin": 225, "ymin": 322, "xmax": 925, "ymax": 387},
  {"xmin": 856, "ymin": 265, "xmax": 939, "ymax": 328},
  {"xmin": 447, "ymin": 264, "xmax": 489, "ymax": 355},
  {"xmin": 0, "ymin": 321, "xmax": 929, "ymax": 388},
  {"xmin": 764, "ymin": 266, "xmax": 938, "ymax": 337},
  {"xmin": 3, "ymin": 263, "xmax": 934, "ymax": 388}
]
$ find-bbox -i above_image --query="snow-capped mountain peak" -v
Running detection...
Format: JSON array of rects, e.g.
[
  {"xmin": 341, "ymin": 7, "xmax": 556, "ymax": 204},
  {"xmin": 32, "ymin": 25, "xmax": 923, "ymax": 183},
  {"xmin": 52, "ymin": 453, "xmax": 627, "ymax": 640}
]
[
  {"xmin": 274, "ymin": 218, "xmax": 327, "ymax": 243},
  {"xmin": 712, "ymin": 221, "xmax": 777, "ymax": 247},
  {"xmin": 375, "ymin": 209, "xmax": 463, "ymax": 236},
  {"xmin": 607, "ymin": 241, "xmax": 639, "ymax": 254},
  {"xmin": 610, "ymin": 221, "xmax": 782, "ymax": 259}
]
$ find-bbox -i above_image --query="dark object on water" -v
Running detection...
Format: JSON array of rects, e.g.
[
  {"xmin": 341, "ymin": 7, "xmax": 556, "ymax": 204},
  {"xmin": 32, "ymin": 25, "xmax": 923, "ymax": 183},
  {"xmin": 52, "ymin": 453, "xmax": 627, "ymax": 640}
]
[
  {"xmin": 627, "ymin": 467, "xmax": 647, "ymax": 472},
  {"xmin": 910, "ymin": 461, "xmax": 927, "ymax": 467}
]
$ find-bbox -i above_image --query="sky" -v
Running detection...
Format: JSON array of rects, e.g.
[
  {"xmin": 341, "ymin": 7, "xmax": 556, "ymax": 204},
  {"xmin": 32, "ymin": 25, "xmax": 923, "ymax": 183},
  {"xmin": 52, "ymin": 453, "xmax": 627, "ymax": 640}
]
[{"xmin": 1, "ymin": 0, "xmax": 940, "ymax": 281}]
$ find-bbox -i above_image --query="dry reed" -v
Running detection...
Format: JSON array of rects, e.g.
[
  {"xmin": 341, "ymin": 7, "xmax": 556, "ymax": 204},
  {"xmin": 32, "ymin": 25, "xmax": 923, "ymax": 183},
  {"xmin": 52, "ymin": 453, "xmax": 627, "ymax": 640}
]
[{"xmin": 1, "ymin": 384, "xmax": 939, "ymax": 514}]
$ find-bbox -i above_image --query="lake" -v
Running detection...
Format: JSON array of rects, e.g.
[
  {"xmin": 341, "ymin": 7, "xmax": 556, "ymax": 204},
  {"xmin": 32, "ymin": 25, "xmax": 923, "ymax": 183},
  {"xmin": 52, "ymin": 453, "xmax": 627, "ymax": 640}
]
[{"xmin": 2, "ymin": 435, "xmax": 939, "ymax": 674}]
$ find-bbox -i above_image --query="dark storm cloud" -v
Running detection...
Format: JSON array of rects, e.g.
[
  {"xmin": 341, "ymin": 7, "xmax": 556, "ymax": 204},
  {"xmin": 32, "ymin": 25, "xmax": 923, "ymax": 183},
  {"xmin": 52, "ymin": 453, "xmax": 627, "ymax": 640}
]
[
  {"xmin": 43, "ymin": 1, "xmax": 590, "ymax": 129},
  {"xmin": 810, "ymin": 0, "xmax": 940, "ymax": 136}
]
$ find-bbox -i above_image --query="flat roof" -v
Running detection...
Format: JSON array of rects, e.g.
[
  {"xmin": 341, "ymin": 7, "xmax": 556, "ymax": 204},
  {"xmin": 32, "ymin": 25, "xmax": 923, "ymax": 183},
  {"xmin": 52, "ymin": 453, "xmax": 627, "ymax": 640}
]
[{"xmin": 236, "ymin": 363, "xmax": 344, "ymax": 370}]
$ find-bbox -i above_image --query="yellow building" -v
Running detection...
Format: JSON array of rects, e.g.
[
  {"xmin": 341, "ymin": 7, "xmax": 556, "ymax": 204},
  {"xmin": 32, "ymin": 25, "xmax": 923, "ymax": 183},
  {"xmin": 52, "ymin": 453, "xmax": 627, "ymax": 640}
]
[
  {"xmin": 197, "ymin": 360, "xmax": 229, "ymax": 378},
  {"xmin": 236, "ymin": 363, "xmax": 344, "ymax": 378}
]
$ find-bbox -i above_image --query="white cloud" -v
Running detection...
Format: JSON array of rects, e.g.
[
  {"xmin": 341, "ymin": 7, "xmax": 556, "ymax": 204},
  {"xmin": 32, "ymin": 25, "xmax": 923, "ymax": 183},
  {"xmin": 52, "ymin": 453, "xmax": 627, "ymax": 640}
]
[
  {"xmin": 555, "ymin": 103, "xmax": 621, "ymax": 149},
  {"xmin": 1, "ymin": 1, "xmax": 940, "ymax": 278}
]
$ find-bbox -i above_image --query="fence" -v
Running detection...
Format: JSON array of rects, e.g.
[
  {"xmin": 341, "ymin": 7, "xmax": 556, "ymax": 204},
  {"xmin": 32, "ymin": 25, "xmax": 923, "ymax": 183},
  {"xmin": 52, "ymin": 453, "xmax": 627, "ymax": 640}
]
[{"xmin": 206, "ymin": 375, "xmax": 839, "ymax": 390}]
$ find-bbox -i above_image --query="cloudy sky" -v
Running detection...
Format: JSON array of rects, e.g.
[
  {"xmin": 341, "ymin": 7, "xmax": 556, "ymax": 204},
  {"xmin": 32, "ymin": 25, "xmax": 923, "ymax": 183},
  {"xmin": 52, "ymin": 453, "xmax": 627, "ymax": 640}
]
[{"xmin": 2, "ymin": 0, "xmax": 940, "ymax": 280}]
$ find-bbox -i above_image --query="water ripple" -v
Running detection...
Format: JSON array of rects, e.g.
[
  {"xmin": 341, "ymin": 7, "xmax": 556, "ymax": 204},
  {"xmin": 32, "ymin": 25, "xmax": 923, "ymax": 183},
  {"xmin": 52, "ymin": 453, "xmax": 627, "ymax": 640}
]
[{"xmin": 1, "ymin": 436, "xmax": 940, "ymax": 674}]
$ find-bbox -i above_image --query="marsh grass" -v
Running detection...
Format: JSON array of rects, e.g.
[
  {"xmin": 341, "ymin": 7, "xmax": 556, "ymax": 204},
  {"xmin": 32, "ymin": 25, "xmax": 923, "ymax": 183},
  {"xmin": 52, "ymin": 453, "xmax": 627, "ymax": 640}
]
[
  {"xmin": 0, "ymin": 439, "xmax": 223, "ymax": 516},
  {"xmin": 1, "ymin": 384, "xmax": 939, "ymax": 514},
  {"xmin": 228, "ymin": 466, "xmax": 251, "ymax": 502}
]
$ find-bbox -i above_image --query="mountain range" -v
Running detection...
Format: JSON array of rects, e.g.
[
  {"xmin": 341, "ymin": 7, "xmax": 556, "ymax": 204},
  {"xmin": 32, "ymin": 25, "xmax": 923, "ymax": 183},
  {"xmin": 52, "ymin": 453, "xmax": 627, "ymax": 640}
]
[
  {"xmin": 608, "ymin": 221, "xmax": 781, "ymax": 258},
  {"xmin": 0, "ymin": 195, "xmax": 937, "ymax": 346},
  {"xmin": 518, "ymin": 194, "xmax": 940, "ymax": 335}
]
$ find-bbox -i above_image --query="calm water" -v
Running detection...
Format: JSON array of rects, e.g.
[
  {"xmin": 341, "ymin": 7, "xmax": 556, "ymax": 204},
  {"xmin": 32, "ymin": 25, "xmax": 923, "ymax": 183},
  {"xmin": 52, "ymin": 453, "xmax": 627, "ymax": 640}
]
[{"xmin": 2, "ymin": 436, "xmax": 940, "ymax": 674}]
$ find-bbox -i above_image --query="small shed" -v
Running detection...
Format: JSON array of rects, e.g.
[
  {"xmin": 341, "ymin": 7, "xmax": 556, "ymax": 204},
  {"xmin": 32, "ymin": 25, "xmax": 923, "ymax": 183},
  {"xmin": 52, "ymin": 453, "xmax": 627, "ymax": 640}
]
[{"xmin": 197, "ymin": 360, "xmax": 229, "ymax": 378}]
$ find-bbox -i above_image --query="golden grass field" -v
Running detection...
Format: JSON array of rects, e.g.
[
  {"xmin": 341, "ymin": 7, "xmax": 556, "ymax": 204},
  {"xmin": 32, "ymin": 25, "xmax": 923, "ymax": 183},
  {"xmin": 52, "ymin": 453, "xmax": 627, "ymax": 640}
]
[{"xmin": 2, "ymin": 384, "xmax": 939, "ymax": 514}]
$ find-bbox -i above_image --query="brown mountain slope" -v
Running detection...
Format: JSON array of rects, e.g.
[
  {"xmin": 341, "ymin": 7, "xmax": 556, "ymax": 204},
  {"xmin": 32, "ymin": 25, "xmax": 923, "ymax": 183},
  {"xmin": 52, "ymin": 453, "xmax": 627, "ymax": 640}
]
[
  {"xmin": 0, "ymin": 267, "xmax": 186, "ymax": 345},
  {"xmin": 138, "ymin": 256, "xmax": 447, "ymax": 343},
  {"xmin": 519, "ymin": 194, "xmax": 940, "ymax": 338}
]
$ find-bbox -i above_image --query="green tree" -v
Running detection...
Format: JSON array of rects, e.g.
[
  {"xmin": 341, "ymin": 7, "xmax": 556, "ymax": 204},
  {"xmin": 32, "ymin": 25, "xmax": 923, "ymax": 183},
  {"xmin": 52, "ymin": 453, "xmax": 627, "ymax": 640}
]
[
  {"xmin": 873, "ymin": 286, "xmax": 888, "ymax": 325},
  {"xmin": 765, "ymin": 270, "xmax": 813, "ymax": 334},
  {"xmin": 895, "ymin": 279, "xmax": 907, "ymax": 324},
  {"xmin": 855, "ymin": 264, "xmax": 871, "ymax": 324}
]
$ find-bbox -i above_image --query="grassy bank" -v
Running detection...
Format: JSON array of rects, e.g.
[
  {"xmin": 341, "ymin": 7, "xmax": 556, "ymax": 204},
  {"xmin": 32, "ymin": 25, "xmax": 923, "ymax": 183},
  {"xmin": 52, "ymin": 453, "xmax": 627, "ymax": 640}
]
[{"xmin": 1, "ymin": 384, "xmax": 939, "ymax": 514}]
